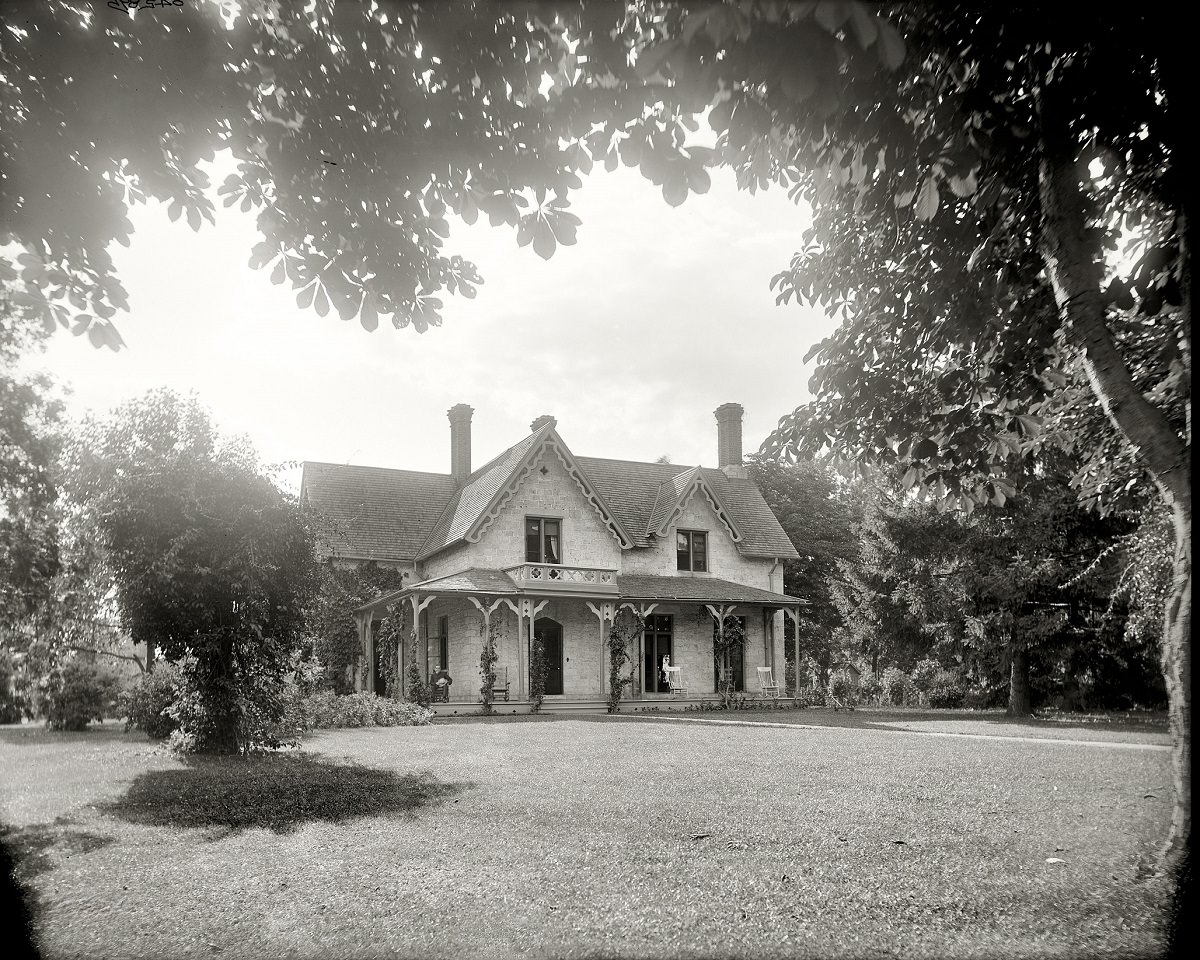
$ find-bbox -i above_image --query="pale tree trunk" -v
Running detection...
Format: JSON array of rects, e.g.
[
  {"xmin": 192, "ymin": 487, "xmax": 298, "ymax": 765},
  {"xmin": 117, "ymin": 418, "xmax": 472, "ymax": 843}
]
[{"xmin": 1038, "ymin": 89, "xmax": 1191, "ymax": 879}]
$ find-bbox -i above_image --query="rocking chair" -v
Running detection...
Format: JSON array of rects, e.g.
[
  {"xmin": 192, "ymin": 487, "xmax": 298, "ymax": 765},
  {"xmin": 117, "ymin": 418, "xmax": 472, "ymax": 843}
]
[
  {"xmin": 756, "ymin": 666, "xmax": 781, "ymax": 703},
  {"xmin": 664, "ymin": 665, "xmax": 688, "ymax": 698}
]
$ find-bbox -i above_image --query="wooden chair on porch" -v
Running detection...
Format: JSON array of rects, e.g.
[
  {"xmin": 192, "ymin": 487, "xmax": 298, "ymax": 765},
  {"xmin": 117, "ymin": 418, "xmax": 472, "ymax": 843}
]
[
  {"xmin": 756, "ymin": 666, "xmax": 781, "ymax": 703},
  {"xmin": 664, "ymin": 665, "xmax": 688, "ymax": 698},
  {"xmin": 491, "ymin": 666, "xmax": 511, "ymax": 702}
]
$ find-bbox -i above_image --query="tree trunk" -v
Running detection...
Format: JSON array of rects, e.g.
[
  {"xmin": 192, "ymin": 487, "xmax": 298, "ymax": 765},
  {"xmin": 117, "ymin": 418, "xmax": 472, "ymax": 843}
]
[
  {"xmin": 1037, "ymin": 86, "xmax": 1191, "ymax": 876},
  {"xmin": 1007, "ymin": 643, "xmax": 1031, "ymax": 717}
]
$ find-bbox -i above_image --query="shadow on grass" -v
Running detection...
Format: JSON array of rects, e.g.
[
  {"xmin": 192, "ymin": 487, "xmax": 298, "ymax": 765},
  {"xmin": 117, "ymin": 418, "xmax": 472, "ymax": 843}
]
[
  {"xmin": 3, "ymin": 816, "xmax": 115, "ymax": 881},
  {"xmin": 103, "ymin": 753, "xmax": 471, "ymax": 835}
]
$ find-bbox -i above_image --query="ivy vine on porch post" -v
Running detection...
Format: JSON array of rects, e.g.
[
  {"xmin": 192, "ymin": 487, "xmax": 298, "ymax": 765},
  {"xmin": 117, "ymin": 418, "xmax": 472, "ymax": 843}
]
[
  {"xmin": 606, "ymin": 608, "xmax": 645, "ymax": 714},
  {"xmin": 374, "ymin": 604, "xmax": 408, "ymax": 698},
  {"xmin": 529, "ymin": 636, "xmax": 547, "ymax": 714}
]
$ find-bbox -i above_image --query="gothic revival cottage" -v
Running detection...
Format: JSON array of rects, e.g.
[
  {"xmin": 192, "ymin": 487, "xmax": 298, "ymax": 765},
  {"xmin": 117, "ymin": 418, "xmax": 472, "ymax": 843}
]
[{"xmin": 300, "ymin": 403, "xmax": 802, "ymax": 710}]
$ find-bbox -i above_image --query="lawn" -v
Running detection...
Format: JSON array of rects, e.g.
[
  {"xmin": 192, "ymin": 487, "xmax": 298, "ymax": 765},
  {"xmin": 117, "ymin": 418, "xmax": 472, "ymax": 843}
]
[{"xmin": 1, "ymin": 712, "xmax": 1174, "ymax": 959}]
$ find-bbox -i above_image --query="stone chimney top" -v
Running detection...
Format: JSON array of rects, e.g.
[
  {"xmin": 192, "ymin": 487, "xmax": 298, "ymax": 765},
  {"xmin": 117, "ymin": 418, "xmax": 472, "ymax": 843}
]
[
  {"xmin": 530, "ymin": 414, "xmax": 557, "ymax": 432},
  {"xmin": 448, "ymin": 403, "xmax": 473, "ymax": 483}
]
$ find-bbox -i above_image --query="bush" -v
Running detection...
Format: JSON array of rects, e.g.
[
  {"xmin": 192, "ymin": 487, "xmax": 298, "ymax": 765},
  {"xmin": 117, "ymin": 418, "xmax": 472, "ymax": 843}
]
[
  {"xmin": 794, "ymin": 685, "xmax": 825, "ymax": 708},
  {"xmin": 910, "ymin": 658, "xmax": 942, "ymax": 704},
  {"xmin": 40, "ymin": 658, "xmax": 122, "ymax": 731},
  {"xmin": 120, "ymin": 665, "xmax": 181, "ymax": 739},
  {"xmin": 928, "ymin": 670, "xmax": 966, "ymax": 709},
  {"xmin": 858, "ymin": 672, "xmax": 883, "ymax": 705},
  {"xmin": 299, "ymin": 691, "xmax": 433, "ymax": 729},
  {"xmin": 881, "ymin": 666, "xmax": 913, "ymax": 706},
  {"xmin": 0, "ymin": 648, "xmax": 25, "ymax": 724}
]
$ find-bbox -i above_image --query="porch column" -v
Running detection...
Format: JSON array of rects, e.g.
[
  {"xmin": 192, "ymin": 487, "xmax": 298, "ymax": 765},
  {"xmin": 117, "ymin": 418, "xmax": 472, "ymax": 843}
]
[
  {"xmin": 518, "ymin": 598, "xmax": 548, "ymax": 700},
  {"xmin": 785, "ymin": 607, "xmax": 802, "ymax": 697},
  {"xmin": 408, "ymin": 594, "xmax": 437, "ymax": 695},
  {"xmin": 618, "ymin": 603, "xmax": 658, "ymax": 697},
  {"xmin": 705, "ymin": 603, "xmax": 738, "ymax": 695},
  {"xmin": 468, "ymin": 596, "xmax": 509, "ymax": 701},
  {"xmin": 586, "ymin": 601, "xmax": 616, "ymax": 697},
  {"xmin": 355, "ymin": 611, "xmax": 372, "ymax": 693}
]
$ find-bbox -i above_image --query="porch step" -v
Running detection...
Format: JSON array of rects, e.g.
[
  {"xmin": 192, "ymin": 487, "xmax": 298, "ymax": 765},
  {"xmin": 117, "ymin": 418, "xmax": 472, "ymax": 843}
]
[{"xmin": 429, "ymin": 696, "xmax": 793, "ymax": 717}]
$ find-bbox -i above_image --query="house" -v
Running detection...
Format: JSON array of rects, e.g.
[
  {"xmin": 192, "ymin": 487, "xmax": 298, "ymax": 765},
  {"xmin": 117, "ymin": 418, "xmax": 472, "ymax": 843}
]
[{"xmin": 300, "ymin": 403, "xmax": 802, "ymax": 710}]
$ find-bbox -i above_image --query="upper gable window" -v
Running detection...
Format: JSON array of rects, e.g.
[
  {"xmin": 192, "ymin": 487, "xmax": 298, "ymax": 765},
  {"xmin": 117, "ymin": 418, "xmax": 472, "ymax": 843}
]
[
  {"xmin": 526, "ymin": 517, "xmax": 562, "ymax": 564},
  {"xmin": 676, "ymin": 530, "xmax": 708, "ymax": 572}
]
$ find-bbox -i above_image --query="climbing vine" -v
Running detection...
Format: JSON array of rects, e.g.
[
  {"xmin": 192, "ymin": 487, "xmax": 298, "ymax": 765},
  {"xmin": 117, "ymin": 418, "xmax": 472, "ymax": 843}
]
[
  {"xmin": 606, "ymin": 608, "xmax": 645, "ymax": 714},
  {"xmin": 406, "ymin": 631, "xmax": 431, "ymax": 707},
  {"xmin": 712, "ymin": 614, "xmax": 746, "ymax": 709},
  {"xmin": 374, "ymin": 604, "xmax": 408, "ymax": 698},
  {"xmin": 477, "ymin": 599, "xmax": 500, "ymax": 714},
  {"xmin": 529, "ymin": 636, "xmax": 547, "ymax": 714}
]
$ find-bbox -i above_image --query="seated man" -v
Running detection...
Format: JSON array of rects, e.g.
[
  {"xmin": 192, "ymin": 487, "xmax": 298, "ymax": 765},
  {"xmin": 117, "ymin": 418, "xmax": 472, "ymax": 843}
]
[{"xmin": 430, "ymin": 667, "xmax": 453, "ymax": 702}]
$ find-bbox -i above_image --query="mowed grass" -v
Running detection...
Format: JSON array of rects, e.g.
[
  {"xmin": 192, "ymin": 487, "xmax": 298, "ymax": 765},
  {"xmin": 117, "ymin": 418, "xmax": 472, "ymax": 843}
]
[{"xmin": 1, "ymin": 714, "xmax": 1174, "ymax": 960}]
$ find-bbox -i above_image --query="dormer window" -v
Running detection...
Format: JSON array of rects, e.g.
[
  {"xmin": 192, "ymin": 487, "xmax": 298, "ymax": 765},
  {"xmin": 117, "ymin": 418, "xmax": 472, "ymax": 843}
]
[
  {"xmin": 676, "ymin": 530, "xmax": 708, "ymax": 572},
  {"xmin": 526, "ymin": 517, "xmax": 561, "ymax": 564}
]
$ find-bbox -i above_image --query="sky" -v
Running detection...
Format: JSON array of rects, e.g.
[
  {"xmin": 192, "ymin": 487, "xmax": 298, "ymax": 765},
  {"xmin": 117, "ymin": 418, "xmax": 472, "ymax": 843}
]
[{"xmin": 21, "ymin": 160, "xmax": 839, "ymax": 494}]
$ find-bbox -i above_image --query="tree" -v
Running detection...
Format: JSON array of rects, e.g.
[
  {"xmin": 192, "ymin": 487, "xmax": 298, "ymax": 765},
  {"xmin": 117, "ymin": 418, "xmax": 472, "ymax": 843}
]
[
  {"xmin": 837, "ymin": 477, "xmax": 1157, "ymax": 716},
  {"xmin": 66, "ymin": 389, "xmax": 317, "ymax": 752},
  {"xmin": 744, "ymin": 455, "xmax": 858, "ymax": 680},
  {"xmin": 305, "ymin": 562, "xmax": 406, "ymax": 693}
]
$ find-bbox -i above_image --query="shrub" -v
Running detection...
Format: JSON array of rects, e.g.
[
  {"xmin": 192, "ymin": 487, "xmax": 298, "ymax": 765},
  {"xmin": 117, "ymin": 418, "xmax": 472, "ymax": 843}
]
[
  {"xmin": 40, "ymin": 658, "xmax": 122, "ymax": 731},
  {"xmin": 859, "ymin": 672, "xmax": 883, "ymax": 705},
  {"xmin": 0, "ymin": 648, "xmax": 25, "ymax": 724},
  {"xmin": 830, "ymin": 673, "xmax": 856, "ymax": 702},
  {"xmin": 910, "ymin": 659, "xmax": 942, "ymax": 703},
  {"xmin": 299, "ymin": 691, "xmax": 433, "ymax": 729},
  {"xmin": 121, "ymin": 665, "xmax": 181, "ymax": 739},
  {"xmin": 794, "ymin": 685, "xmax": 825, "ymax": 708},
  {"xmin": 881, "ymin": 666, "xmax": 912, "ymax": 706},
  {"xmin": 928, "ymin": 670, "xmax": 966, "ymax": 709}
]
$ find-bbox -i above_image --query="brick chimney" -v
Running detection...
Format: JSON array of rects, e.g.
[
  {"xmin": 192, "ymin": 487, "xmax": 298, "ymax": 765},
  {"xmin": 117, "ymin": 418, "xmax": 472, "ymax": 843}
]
[
  {"xmin": 715, "ymin": 402, "xmax": 747, "ymax": 478},
  {"xmin": 530, "ymin": 414, "xmax": 557, "ymax": 432},
  {"xmin": 448, "ymin": 403, "xmax": 473, "ymax": 483}
]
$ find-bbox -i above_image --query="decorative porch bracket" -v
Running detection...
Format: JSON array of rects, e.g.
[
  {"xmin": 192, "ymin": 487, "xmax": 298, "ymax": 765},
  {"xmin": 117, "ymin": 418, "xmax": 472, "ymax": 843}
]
[
  {"xmin": 586, "ymin": 601, "xmax": 616, "ymax": 696},
  {"xmin": 408, "ymin": 594, "xmax": 438, "ymax": 691},
  {"xmin": 617, "ymin": 602, "xmax": 658, "ymax": 696}
]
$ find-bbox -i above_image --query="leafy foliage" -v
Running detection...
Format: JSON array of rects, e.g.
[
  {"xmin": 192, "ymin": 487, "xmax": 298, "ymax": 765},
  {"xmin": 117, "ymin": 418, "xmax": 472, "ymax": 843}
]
[
  {"xmin": 306, "ymin": 562, "xmax": 406, "ymax": 693},
  {"xmin": 528, "ymin": 636, "xmax": 547, "ymax": 714},
  {"xmin": 606, "ymin": 608, "xmax": 644, "ymax": 713},
  {"xmin": 66, "ymin": 389, "xmax": 317, "ymax": 752},
  {"xmin": 406, "ymin": 635, "xmax": 432, "ymax": 708},
  {"xmin": 38, "ymin": 656, "xmax": 121, "ymax": 731},
  {"xmin": 120, "ymin": 662, "xmax": 181, "ymax": 739},
  {"xmin": 298, "ymin": 690, "xmax": 433, "ymax": 729},
  {"xmin": 712, "ymin": 614, "xmax": 746, "ymax": 708}
]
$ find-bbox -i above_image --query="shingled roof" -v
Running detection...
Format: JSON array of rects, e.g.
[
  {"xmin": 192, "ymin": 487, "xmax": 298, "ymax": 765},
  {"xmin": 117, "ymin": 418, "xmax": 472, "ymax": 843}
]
[
  {"xmin": 300, "ymin": 462, "xmax": 457, "ymax": 563},
  {"xmin": 301, "ymin": 430, "xmax": 799, "ymax": 563}
]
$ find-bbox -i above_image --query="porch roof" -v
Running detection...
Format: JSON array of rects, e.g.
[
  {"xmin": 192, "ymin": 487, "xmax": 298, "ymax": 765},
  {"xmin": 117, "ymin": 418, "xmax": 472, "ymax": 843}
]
[
  {"xmin": 354, "ymin": 567, "xmax": 801, "ymax": 614},
  {"xmin": 615, "ymin": 574, "xmax": 800, "ymax": 606}
]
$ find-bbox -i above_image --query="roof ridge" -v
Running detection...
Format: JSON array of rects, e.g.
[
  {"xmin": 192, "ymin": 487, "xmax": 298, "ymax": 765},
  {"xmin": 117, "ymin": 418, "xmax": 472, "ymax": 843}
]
[{"xmin": 303, "ymin": 460, "xmax": 453, "ymax": 479}]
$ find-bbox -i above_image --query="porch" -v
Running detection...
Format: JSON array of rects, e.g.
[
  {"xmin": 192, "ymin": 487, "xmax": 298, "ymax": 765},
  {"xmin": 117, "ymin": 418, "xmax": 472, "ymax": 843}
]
[{"xmin": 351, "ymin": 565, "xmax": 804, "ymax": 705}]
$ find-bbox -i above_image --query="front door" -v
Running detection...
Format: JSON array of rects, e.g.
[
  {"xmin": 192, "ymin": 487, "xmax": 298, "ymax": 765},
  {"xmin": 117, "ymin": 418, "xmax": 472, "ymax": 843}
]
[
  {"xmin": 643, "ymin": 615, "xmax": 673, "ymax": 693},
  {"xmin": 535, "ymin": 618, "xmax": 564, "ymax": 695}
]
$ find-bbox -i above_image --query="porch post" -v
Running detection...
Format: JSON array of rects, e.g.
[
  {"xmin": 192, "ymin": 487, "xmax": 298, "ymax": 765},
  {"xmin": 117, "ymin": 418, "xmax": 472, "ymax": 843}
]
[
  {"xmin": 355, "ymin": 611, "xmax": 371, "ymax": 693},
  {"xmin": 517, "ymin": 599, "xmax": 548, "ymax": 701},
  {"xmin": 784, "ymin": 607, "xmax": 802, "ymax": 696},
  {"xmin": 468, "ymin": 595, "xmax": 509, "ymax": 700},
  {"xmin": 586, "ymin": 601, "xmax": 615, "ymax": 697},
  {"xmin": 407, "ymin": 594, "xmax": 437, "ymax": 694}
]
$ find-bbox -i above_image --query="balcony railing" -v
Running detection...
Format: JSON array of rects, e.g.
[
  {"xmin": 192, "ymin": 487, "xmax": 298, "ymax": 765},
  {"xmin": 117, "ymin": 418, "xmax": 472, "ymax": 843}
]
[{"xmin": 503, "ymin": 563, "xmax": 619, "ymax": 594}]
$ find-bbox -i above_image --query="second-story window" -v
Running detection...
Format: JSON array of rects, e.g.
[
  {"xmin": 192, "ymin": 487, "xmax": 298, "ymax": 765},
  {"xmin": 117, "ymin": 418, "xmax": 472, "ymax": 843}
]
[
  {"xmin": 526, "ymin": 517, "xmax": 561, "ymax": 564},
  {"xmin": 676, "ymin": 530, "xmax": 708, "ymax": 572}
]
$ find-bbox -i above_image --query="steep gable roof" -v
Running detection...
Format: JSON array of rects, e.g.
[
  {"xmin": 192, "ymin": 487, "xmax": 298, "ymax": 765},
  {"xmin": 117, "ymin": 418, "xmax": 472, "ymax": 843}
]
[
  {"xmin": 300, "ymin": 462, "xmax": 457, "ymax": 562},
  {"xmin": 577, "ymin": 457, "xmax": 798, "ymax": 559},
  {"xmin": 645, "ymin": 465, "xmax": 743, "ymax": 543},
  {"xmin": 415, "ymin": 423, "xmax": 635, "ymax": 560}
]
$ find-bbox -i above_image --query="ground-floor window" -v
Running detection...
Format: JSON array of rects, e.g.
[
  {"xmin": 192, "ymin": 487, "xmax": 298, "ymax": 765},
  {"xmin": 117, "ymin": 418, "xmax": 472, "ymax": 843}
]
[
  {"xmin": 435, "ymin": 615, "xmax": 449, "ymax": 671},
  {"xmin": 643, "ymin": 614, "xmax": 674, "ymax": 693},
  {"xmin": 713, "ymin": 616, "xmax": 746, "ymax": 693}
]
